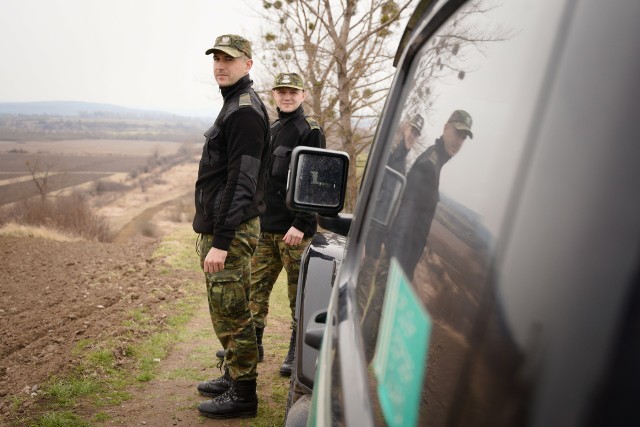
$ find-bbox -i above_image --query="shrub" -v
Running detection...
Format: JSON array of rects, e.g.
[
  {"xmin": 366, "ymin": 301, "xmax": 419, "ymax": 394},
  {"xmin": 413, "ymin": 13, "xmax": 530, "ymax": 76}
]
[
  {"xmin": 0, "ymin": 192, "xmax": 113, "ymax": 242},
  {"xmin": 93, "ymin": 180, "xmax": 132, "ymax": 195}
]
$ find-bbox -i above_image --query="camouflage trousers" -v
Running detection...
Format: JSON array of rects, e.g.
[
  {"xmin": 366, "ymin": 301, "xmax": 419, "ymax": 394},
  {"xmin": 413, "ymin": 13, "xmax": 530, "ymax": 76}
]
[
  {"xmin": 197, "ymin": 217, "xmax": 260, "ymax": 381},
  {"xmin": 249, "ymin": 232, "xmax": 311, "ymax": 330}
]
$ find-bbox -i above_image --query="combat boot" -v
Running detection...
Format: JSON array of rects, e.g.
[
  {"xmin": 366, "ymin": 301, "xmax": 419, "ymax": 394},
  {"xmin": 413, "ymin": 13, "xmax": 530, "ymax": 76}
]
[
  {"xmin": 197, "ymin": 364, "xmax": 232, "ymax": 397},
  {"xmin": 255, "ymin": 326, "xmax": 264, "ymax": 362},
  {"xmin": 279, "ymin": 328, "xmax": 297, "ymax": 376},
  {"xmin": 197, "ymin": 379, "xmax": 258, "ymax": 419}
]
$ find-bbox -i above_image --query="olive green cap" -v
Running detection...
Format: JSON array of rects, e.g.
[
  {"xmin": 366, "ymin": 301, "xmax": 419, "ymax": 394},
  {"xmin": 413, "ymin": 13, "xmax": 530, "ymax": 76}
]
[
  {"xmin": 409, "ymin": 114, "xmax": 424, "ymax": 135},
  {"xmin": 447, "ymin": 109, "xmax": 473, "ymax": 138},
  {"xmin": 205, "ymin": 34, "xmax": 252, "ymax": 58},
  {"xmin": 272, "ymin": 72, "xmax": 304, "ymax": 90}
]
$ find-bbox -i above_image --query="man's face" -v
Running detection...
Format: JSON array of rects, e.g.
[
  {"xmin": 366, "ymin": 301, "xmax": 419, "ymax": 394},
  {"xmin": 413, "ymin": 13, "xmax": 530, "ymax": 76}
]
[
  {"xmin": 442, "ymin": 122, "xmax": 469, "ymax": 157},
  {"xmin": 212, "ymin": 51, "xmax": 252, "ymax": 87},
  {"xmin": 403, "ymin": 125, "xmax": 420, "ymax": 149},
  {"xmin": 272, "ymin": 87, "xmax": 306, "ymax": 113}
]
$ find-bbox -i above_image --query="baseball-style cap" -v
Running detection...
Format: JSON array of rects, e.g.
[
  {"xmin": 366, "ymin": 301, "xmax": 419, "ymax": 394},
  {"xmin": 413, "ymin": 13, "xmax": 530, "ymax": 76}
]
[
  {"xmin": 205, "ymin": 34, "xmax": 252, "ymax": 58},
  {"xmin": 409, "ymin": 114, "xmax": 424, "ymax": 135},
  {"xmin": 447, "ymin": 109, "xmax": 473, "ymax": 138},
  {"xmin": 272, "ymin": 72, "xmax": 304, "ymax": 90}
]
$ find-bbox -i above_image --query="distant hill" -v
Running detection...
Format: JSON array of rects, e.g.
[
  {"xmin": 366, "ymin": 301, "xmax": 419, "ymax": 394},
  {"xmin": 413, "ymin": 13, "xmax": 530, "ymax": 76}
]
[
  {"xmin": 0, "ymin": 101, "xmax": 212, "ymax": 142},
  {"xmin": 0, "ymin": 101, "xmax": 183, "ymax": 117}
]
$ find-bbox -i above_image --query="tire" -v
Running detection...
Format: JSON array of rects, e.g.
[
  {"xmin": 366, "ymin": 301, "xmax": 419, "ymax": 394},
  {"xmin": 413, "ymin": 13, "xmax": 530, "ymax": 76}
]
[
  {"xmin": 284, "ymin": 393, "xmax": 311, "ymax": 427},
  {"xmin": 284, "ymin": 359, "xmax": 310, "ymax": 424}
]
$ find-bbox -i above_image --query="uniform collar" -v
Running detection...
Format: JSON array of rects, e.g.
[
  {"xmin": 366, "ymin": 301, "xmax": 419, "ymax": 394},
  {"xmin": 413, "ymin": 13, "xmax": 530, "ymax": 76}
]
[
  {"xmin": 220, "ymin": 74, "xmax": 252, "ymax": 100},
  {"xmin": 434, "ymin": 136, "xmax": 452, "ymax": 165},
  {"xmin": 277, "ymin": 105, "xmax": 304, "ymax": 124}
]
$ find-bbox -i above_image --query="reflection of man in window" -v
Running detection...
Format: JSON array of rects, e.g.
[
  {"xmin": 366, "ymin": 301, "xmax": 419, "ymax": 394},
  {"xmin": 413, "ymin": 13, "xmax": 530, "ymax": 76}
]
[
  {"xmin": 387, "ymin": 109, "xmax": 473, "ymax": 279},
  {"xmin": 366, "ymin": 114, "xmax": 424, "ymax": 259},
  {"xmin": 359, "ymin": 110, "xmax": 473, "ymax": 364},
  {"xmin": 388, "ymin": 114, "xmax": 424, "ymax": 175}
]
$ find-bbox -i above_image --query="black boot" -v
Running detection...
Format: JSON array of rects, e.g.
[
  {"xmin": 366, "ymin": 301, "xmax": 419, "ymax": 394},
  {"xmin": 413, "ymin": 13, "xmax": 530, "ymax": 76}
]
[
  {"xmin": 256, "ymin": 327, "xmax": 264, "ymax": 362},
  {"xmin": 279, "ymin": 328, "xmax": 297, "ymax": 376},
  {"xmin": 197, "ymin": 364, "xmax": 232, "ymax": 397},
  {"xmin": 197, "ymin": 379, "xmax": 258, "ymax": 419}
]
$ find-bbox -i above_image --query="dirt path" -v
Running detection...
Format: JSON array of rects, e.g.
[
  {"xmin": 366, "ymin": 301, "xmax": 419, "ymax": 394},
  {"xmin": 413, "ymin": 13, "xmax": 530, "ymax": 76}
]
[{"xmin": 98, "ymin": 295, "xmax": 290, "ymax": 426}]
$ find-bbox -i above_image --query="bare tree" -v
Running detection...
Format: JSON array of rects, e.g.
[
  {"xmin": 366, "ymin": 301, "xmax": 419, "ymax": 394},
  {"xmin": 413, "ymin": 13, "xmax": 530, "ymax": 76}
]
[
  {"xmin": 402, "ymin": 1, "xmax": 511, "ymax": 139},
  {"xmin": 26, "ymin": 157, "xmax": 55, "ymax": 200},
  {"xmin": 258, "ymin": 0, "xmax": 510, "ymax": 210},
  {"xmin": 259, "ymin": 0, "xmax": 416, "ymax": 210}
]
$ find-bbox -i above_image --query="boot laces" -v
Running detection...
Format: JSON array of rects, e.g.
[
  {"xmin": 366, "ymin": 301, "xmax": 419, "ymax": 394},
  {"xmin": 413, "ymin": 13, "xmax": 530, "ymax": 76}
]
[{"xmin": 212, "ymin": 384, "xmax": 236, "ymax": 403}]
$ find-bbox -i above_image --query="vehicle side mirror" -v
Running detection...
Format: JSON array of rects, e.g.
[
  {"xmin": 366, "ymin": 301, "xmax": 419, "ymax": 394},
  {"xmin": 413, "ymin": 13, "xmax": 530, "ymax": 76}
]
[
  {"xmin": 286, "ymin": 146, "xmax": 350, "ymax": 215},
  {"xmin": 371, "ymin": 166, "xmax": 406, "ymax": 227}
]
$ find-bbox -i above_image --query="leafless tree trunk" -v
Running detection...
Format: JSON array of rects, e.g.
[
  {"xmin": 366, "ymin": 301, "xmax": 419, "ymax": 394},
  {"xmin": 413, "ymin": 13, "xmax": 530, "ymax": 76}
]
[{"xmin": 26, "ymin": 158, "xmax": 55, "ymax": 200}]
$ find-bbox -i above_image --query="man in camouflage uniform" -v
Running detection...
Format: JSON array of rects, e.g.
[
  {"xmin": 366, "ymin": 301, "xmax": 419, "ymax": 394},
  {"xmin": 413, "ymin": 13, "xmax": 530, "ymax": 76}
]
[
  {"xmin": 360, "ymin": 110, "xmax": 474, "ymax": 364},
  {"xmin": 388, "ymin": 109, "xmax": 473, "ymax": 279},
  {"xmin": 251, "ymin": 72, "xmax": 326, "ymax": 376},
  {"xmin": 192, "ymin": 34, "xmax": 271, "ymax": 419},
  {"xmin": 365, "ymin": 113, "xmax": 424, "ymax": 259}
]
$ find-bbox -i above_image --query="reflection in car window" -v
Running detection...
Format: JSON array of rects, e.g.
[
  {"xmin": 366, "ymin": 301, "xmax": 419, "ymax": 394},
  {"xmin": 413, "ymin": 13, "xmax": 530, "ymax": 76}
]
[{"xmin": 349, "ymin": 0, "xmax": 567, "ymax": 425}]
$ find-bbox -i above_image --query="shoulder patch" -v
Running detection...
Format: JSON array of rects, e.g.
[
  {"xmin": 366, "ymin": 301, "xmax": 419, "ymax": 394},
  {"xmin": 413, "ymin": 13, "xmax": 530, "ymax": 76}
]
[
  {"xmin": 306, "ymin": 117, "xmax": 320, "ymax": 130},
  {"xmin": 239, "ymin": 93, "xmax": 251, "ymax": 107},
  {"xmin": 428, "ymin": 150, "xmax": 439, "ymax": 165}
]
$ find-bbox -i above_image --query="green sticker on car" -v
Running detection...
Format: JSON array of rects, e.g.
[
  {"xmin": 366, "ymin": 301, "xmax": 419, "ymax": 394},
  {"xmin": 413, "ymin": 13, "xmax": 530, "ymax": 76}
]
[{"xmin": 373, "ymin": 258, "xmax": 432, "ymax": 427}]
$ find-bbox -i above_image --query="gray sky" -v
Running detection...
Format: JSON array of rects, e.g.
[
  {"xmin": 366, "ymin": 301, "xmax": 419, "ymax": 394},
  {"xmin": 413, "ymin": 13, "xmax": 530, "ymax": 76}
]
[{"xmin": 0, "ymin": 0, "xmax": 262, "ymax": 117}]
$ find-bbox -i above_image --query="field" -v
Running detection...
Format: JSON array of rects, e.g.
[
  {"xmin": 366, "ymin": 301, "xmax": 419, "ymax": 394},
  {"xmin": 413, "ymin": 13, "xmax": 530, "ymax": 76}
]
[
  {"xmin": 0, "ymin": 139, "xmax": 192, "ymax": 206},
  {"xmin": 0, "ymin": 137, "xmax": 292, "ymax": 426}
]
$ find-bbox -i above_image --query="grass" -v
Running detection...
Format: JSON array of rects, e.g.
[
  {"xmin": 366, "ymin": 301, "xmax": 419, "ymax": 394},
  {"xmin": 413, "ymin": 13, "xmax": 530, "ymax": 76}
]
[
  {"xmin": 32, "ymin": 411, "xmax": 92, "ymax": 427},
  {"xmin": 13, "ymin": 223, "xmax": 292, "ymax": 426},
  {"xmin": 0, "ymin": 192, "xmax": 112, "ymax": 242},
  {"xmin": 0, "ymin": 223, "xmax": 83, "ymax": 242},
  {"xmin": 44, "ymin": 378, "xmax": 101, "ymax": 407}
]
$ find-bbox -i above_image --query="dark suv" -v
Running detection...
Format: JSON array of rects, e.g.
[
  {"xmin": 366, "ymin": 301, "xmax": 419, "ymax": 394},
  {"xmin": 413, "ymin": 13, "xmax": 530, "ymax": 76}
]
[{"xmin": 284, "ymin": 0, "xmax": 640, "ymax": 426}]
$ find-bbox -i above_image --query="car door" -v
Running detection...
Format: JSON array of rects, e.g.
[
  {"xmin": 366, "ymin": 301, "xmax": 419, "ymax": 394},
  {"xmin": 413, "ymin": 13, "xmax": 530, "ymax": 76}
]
[
  {"xmin": 303, "ymin": 0, "xmax": 640, "ymax": 425},
  {"xmin": 309, "ymin": 0, "xmax": 587, "ymax": 425}
]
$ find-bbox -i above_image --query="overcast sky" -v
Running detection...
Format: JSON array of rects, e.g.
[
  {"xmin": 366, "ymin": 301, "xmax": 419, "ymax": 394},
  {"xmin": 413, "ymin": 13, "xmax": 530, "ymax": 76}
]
[{"xmin": 0, "ymin": 0, "xmax": 264, "ymax": 117}]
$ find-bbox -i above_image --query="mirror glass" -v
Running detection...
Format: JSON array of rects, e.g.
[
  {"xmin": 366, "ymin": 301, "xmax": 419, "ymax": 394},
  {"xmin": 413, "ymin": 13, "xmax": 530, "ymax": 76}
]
[{"xmin": 293, "ymin": 153, "xmax": 345, "ymax": 208}]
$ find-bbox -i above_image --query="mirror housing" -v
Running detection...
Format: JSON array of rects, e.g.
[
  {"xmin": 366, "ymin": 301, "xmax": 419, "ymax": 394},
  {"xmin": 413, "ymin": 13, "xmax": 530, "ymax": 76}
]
[
  {"xmin": 286, "ymin": 146, "xmax": 349, "ymax": 215},
  {"xmin": 371, "ymin": 166, "xmax": 406, "ymax": 228}
]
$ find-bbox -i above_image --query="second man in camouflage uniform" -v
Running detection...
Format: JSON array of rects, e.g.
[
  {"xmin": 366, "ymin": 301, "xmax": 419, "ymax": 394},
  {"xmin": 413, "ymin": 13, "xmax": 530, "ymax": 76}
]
[{"xmin": 252, "ymin": 72, "xmax": 326, "ymax": 376}]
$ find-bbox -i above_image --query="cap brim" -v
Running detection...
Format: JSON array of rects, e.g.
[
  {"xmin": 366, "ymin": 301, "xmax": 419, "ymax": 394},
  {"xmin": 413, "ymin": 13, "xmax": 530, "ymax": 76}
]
[
  {"xmin": 409, "ymin": 124, "xmax": 422, "ymax": 135},
  {"xmin": 205, "ymin": 47, "xmax": 243, "ymax": 57},
  {"xmin": 272, "ymin": 84, "xmax": 304, "ymax": 90},
  {"xmin": 452, "ymin": 123, "xmax": 473, "ymax": 139}
]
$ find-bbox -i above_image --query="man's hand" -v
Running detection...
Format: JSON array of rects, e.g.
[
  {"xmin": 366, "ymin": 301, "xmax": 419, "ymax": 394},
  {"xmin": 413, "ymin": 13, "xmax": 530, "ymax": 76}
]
[
  {"xmin": 204, "ymin": 247, "xmax": 228, "ymax": 273},
  {"xmin": 283, "ymin": 226, "xmax": 304, "ymax": 246}
]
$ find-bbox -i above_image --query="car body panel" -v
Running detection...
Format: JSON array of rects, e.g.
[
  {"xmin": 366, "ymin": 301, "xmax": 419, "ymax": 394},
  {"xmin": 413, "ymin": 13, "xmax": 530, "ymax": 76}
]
[{"xmin": 285, "ymin": 0, "xmax": 640, "ymax": 425}]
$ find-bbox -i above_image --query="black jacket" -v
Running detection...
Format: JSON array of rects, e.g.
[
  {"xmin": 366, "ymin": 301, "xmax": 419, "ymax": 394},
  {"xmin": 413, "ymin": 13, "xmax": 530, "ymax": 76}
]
[
  {"xmin": 387, "ymin": 137, "xmax": 451, "ymax": 277},
  {"xmin": 387, "ymin": 138, "xmax": 411, "ymax": 176},
  {"xmin": 192, "ymin": 75, "xmax": 271, "ymax": 250},
  {"xmin": 261, "ymin": 105, "xmax": 326, "ymax": 236}
]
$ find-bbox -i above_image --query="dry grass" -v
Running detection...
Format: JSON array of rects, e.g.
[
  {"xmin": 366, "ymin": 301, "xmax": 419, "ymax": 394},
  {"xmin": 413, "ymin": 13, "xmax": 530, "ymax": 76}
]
[
  {"xmin": 0, "ymin": 192, "xmax": 113, "ymax": 242},
  {"xmin": 0, "ymin": 222, "xmax": 83, "ymax": 241},
  {"xmin": 165, "ymin": 196, "xmax": 194, "ymax": 223}
]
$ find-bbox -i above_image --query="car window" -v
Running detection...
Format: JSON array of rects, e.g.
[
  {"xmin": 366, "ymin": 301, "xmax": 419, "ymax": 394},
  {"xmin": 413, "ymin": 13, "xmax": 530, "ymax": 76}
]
[{"xmin": 345, "ymin": 0, "xmax": 568, "ymax": 425}]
